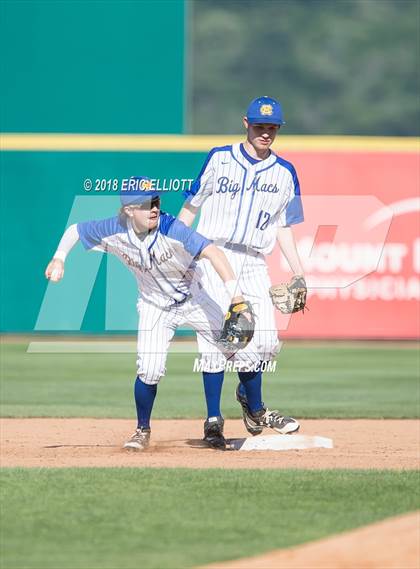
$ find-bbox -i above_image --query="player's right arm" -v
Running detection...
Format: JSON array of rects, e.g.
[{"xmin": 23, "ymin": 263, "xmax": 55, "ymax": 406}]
[
  {"xmin": 45, "ymin": 217, "xmax": 121, "ymax": 282},
  {"xmin": 45, "ymin": 224, "xmax": 79, "ymax": 282},
  {"xmin": 178, "ymin": 147, "xmax": 219, "ymax": 226},
  {"xmin": 177, "ymin": 202, "xmax": 198, "ymax": 227}
]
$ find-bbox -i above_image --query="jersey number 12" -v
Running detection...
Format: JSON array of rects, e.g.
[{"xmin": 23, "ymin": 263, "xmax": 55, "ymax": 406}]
[{"xmin": 256, "ymin": 210, "xmax": 270, "ymax": 231}]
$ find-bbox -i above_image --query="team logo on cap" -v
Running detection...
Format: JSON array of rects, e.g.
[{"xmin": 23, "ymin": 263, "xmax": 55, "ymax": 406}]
[
  {"xmin": 260, "ymin": 104, "xmax": 273, "ymax": 116},
  {"xmin": 139, "ymin": 178, "xmax": 152, "ymax": 190}
]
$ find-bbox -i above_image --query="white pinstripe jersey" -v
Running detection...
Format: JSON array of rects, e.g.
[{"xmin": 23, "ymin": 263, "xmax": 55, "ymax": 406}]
[
  {"xmin": 184, "ymin": 142, "xmax": 304, "ymax": 254},
  {"xmin": 77, "ymin": 212, "xmax": 211, "ymax": 308}
]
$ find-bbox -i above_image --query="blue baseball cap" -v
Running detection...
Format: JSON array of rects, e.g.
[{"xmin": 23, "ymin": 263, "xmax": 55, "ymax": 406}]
[
  {"xmin": 246, "ymin": 96, "xmax": 286, "ymax": 125},
  {"xmin": 120, "ymin": 176, "xmax": 160, "ymax": 206}
]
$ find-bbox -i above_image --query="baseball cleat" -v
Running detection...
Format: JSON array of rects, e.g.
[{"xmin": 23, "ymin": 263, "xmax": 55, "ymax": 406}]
[
  {"xmin": 203, "ymin": 416, "xmax": 226, "ymax": 450},
  {"xmin": 251, "ymin": 408, "xmax": 300, "ymax": 434},
  {"xmin": 236, "ymin": 384, "xmax": 300, "ymax": 435},
  {"xmin": 235, "ymin": 384, "xmax": 264, "ymax": 436},
  {"xmin": 124, "ymin": 427, "xmax": 151, "ymax": 451}
]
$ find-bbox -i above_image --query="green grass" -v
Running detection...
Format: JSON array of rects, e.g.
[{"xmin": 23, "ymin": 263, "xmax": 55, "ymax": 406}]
[
  {"xmin": 1, "ymin": 468, "xmax": 419, "ymax": 569},
  {"xmin": 1, "ymin": 341, "xmax": 419, "ymax": 418}
]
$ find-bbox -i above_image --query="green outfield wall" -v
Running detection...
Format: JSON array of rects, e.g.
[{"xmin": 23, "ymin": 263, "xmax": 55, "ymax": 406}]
[
  {"xmin": 1, "ymin": 150, "xmax": 202, "ymax": 332},
  {"xmin": 1, "ymin": 0, "xmax": 185, "ymax": 133},
  {"xmin": 1, "ymin": 0, "xmax": 186, "ymax": 332}
]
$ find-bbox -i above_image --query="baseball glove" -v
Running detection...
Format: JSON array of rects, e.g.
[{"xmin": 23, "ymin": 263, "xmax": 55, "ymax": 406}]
[
  {"xmin": 269, "ymin": 275, "xmax": 307, "ymax": 314},
  {"xmin": 219, "ymin": 300, "xmax": 255, "ymax": 351}
]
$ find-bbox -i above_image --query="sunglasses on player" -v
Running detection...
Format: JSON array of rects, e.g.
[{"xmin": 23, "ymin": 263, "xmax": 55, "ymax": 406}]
[{"xmin": 129, "ymin": 196, "xmax": 161, "ymax": 211}]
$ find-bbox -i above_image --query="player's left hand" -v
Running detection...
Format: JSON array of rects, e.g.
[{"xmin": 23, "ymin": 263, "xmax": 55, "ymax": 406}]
[
  {"xmin": 45, "ymin": 258, "xmax": 64, "ymax": 282},
  {"xmin": 269, "ymin": 275, "xmax": 307, "ymax": 314},
  {"xmin": 219, "ymin": 299, "xmax": 255, "ymax": 351}
]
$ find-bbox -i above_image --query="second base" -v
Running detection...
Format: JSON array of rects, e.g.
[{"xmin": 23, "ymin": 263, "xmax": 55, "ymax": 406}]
[{"xmin": 228, "ymin": 434, "xmax": 333, "ymax": 451}]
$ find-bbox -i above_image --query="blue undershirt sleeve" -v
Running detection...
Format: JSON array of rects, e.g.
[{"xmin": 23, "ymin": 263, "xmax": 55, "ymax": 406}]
[
  {"xmin": 77, "ymin": 216, "xmax": 124, "ymax": 250},
  {"xmin": 285, "ymin": 168, "xmax": 304, "ymax": 225},
  {"xmin": 165, "ymin": 218, "xmax": 212, "ymax": 258}
]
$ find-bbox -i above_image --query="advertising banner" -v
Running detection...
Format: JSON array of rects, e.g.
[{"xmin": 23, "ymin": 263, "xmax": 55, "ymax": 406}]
[{"xmin": 268, "ymin": 149, "xmax": 419, "ymax": 338}]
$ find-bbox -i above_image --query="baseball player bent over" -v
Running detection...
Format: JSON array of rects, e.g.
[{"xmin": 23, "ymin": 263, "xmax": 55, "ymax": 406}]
[
  {"xmin": 178, "ymin": 96, "xmax": 306, "ymax": 443},
  {"xmin": 45, "ymin": 178, "xmax": 254, "ymax": 451}
]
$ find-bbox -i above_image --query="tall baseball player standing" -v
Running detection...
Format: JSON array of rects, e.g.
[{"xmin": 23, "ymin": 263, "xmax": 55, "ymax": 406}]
[
  {"xmin": 178, "ymin": 96, "xmax": 306, "ymax": 439},
  {"xmin": 45, "ymin": 177, "xmax": 255, "ymax": 451}
]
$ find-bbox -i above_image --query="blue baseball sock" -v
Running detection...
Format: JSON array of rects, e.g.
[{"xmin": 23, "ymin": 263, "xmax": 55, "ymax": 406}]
[
  {"xmin": 202, "ymin": 371, "xmax": 224, "ymax": 418},
  {"xmin": 134, "ymin": 376, "xmax": 157, "ymax": 429},
  {"xmin": 238, "ymin": 369, "xmax": 263, "ymax": 414}
]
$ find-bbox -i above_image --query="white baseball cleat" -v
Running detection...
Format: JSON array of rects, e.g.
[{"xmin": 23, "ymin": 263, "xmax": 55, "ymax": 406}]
[
  {"xmin": 252, "ymin": 408, "xmax": 300, "ymax": 434},
  {"xmin": 124, "ymin": 427, "xmax": 151, "ymax": 451}
]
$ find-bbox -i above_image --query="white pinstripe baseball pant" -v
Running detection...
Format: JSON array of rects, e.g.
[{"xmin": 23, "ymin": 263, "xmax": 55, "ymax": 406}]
[
  {"xmin": 195, "ymin": 248, "xmax": 280, "ymax": 373},
  {"xmin": 136, "ymin": 288, "xmax": 225, "ymax": 385}
]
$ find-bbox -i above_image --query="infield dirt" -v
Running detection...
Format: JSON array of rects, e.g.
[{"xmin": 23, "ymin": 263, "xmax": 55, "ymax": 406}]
[
  {"xmin": 201, "ymin": 511, "xmax": 420, "ymax": 569},
  {"xmin": 1, "ymin": 418, "xmax": 419, "ymax": 469},
  {"xmin": 2, "ymin": 417, "xmax": 419, "ymax": 569}
]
